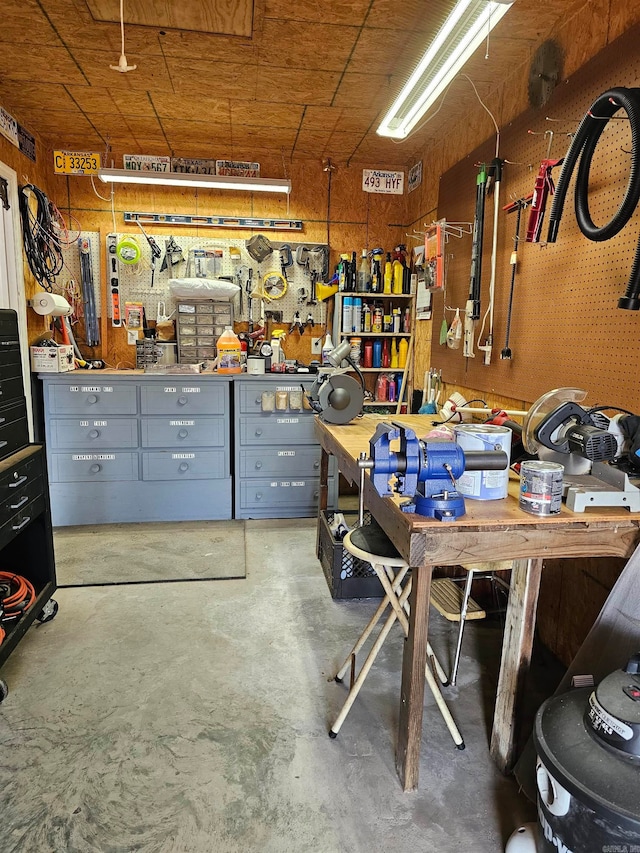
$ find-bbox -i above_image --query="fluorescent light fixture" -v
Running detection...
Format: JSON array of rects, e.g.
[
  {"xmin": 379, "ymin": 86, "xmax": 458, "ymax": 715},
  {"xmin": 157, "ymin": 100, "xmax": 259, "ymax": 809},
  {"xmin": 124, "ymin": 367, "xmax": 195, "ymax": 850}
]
[
  {"xmin": 377, "ymin": 0, "xmax": 515, "ymax": 139},
  {"xmin": 98, "ymin": 168, "xmax": 291, "ymax": 194}
]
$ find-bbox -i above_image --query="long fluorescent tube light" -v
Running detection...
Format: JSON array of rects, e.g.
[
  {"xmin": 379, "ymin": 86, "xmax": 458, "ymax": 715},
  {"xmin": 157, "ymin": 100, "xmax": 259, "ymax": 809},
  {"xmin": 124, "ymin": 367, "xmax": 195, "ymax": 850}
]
[
  {"xmin": 377, "ymin": 0, "xmax": 515, "ymax": 139},
  {"xmin": 98, "ymin": 168, "xmax": 291, "ymax": 194}
]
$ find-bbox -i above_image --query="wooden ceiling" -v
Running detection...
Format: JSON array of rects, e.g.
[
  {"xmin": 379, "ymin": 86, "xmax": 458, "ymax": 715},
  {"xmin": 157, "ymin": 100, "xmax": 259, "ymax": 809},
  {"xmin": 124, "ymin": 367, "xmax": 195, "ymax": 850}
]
[{"xmin": 0, "ymin": 0, "xmax": 583, "ymax": 168}]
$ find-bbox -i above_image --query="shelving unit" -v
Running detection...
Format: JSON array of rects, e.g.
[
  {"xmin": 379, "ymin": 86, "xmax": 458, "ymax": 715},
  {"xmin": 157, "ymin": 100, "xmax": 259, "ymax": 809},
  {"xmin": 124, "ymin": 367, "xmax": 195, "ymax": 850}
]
[{"xmin": 333, "ymin": 290, "xmax": 414, "ymax": 408}]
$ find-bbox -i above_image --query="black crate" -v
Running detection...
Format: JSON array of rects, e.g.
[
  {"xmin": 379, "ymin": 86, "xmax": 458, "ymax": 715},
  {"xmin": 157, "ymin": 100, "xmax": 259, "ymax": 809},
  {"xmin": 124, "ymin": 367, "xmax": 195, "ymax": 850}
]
[{"xmin": 317, "ymin": 510, "xmax": 383, "ymax": 599}]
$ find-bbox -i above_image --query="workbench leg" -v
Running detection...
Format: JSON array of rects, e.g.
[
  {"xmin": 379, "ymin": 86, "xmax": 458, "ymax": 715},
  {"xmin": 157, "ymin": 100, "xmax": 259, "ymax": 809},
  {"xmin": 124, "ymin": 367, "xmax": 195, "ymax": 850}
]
[
  {"xmin": 490, "ymin": 557, "xmax": 543, "ymax": 773},
  {"xmin": 396, "ymin": 564, "xmax": 432, "ymax": 792},
  {"xmin": 319, "ymin": 448, "xmax": 329, "ymax": 512}
]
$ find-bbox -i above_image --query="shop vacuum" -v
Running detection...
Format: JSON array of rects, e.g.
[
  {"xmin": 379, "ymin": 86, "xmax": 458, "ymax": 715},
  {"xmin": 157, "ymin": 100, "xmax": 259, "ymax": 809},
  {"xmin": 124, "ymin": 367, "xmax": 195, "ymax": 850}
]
[{"xmin": 506, "ymin": 654, "xmax": 640, "ymax": 853}]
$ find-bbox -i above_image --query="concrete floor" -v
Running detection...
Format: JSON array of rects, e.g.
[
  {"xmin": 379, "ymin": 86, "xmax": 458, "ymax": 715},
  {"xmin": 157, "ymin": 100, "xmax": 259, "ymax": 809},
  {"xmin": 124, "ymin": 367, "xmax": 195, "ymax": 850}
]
[{"xmin": 0, "ymin": 518, "xmax": 558, "ymax": 853}]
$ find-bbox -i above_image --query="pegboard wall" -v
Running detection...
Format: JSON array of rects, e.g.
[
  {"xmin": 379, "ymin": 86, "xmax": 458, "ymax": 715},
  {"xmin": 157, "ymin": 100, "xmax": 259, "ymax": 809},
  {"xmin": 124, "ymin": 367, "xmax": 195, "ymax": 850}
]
[
  {"xmin": 432, "ymin": 23, "xmax": 640, "ymax": 410},
  {"xmin": 106, "ymin": 232, "xmax": 329, "ymax": 328}
]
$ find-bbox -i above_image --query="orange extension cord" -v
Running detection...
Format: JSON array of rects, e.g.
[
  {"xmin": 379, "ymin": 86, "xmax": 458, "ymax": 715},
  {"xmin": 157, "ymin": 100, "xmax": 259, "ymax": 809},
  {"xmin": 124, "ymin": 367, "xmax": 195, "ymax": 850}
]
[{"xmin": 0, "ymin": 572, "xmax": 36, "ymax": 645}]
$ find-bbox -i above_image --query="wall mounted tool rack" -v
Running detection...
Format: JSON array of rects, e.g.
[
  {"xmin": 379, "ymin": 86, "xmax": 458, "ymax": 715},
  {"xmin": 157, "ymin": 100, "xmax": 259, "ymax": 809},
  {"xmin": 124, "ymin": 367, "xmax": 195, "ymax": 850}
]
[{"xmin": 124, "ymin": 212, "xmax": 304, "ymax": 231}]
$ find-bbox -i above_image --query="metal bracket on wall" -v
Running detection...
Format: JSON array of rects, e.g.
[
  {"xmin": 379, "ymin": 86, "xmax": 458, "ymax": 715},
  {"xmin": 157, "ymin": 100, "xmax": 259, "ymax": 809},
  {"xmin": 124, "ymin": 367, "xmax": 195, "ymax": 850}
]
[
  {"xmin": 124, "ymin": 212, "xmax": 304, "ymax": 231},
  {"xmin": 0, "ymin": 178, "xmax": 9, "ymax": 211}
]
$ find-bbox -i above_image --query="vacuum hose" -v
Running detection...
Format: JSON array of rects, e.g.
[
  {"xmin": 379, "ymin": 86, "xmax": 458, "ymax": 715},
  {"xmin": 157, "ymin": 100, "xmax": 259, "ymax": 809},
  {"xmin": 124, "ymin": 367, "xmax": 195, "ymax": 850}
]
[{"xmin": 546, "ymin": 87, "xmax": 640, "ymax": 310}]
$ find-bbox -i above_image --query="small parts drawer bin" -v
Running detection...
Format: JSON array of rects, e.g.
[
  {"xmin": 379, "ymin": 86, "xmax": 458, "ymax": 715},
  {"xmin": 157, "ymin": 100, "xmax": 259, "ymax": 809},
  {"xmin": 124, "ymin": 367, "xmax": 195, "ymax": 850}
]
[
  {"xmin": 142, "ymin": 451, "xmax": 227, "ymax": 480},
  {"xmin": 140, "ymin": 384, "xmax": 226, "ymax": 415},
  {"xmin": 48, "ymin": 383, "xmax": 137, "ymax": 415},
  {"xmin": 49, "ymin": 452, "xmax": 139, "ymax": 482},
  {"xmin": 48, "ymin": 418, "xmax": 138, "ymax": 449}
]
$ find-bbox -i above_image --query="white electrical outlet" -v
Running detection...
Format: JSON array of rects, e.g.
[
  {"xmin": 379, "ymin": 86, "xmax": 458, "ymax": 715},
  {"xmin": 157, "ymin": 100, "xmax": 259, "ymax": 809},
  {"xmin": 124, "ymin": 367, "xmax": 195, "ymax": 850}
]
[{"xmin": 311, "ymin": 337, "xmax": 322, "ymax": 354}]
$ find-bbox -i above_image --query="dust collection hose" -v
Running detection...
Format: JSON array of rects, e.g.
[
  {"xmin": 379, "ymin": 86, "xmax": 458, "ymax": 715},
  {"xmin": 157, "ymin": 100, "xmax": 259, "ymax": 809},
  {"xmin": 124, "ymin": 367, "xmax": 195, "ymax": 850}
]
[{"xmin": 546, "ymin": 87, "xmax": 640, "ymax": 310}]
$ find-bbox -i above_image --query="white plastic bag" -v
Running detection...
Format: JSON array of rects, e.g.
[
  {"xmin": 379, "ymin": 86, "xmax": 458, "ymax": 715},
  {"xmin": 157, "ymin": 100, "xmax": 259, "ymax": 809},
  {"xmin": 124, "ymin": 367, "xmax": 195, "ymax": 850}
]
[{"xmin": 169, "ymin": 278, "xmax": 239, "ymax": 300}]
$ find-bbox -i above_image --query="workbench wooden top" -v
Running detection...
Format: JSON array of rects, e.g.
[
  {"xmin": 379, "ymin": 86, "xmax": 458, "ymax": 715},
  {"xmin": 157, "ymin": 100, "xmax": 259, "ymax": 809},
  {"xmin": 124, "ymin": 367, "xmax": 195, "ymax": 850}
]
[{"xmin": 315, "ymin": 414, "xmax": 640, "ymax": 565}]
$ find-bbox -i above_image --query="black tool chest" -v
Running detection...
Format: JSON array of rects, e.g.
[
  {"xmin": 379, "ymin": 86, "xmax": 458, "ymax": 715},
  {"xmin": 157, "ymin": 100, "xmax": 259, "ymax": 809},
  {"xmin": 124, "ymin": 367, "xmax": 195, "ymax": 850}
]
[{"xmin": 0, "ymin": 310, "xmax": 57, "ymax": 701}]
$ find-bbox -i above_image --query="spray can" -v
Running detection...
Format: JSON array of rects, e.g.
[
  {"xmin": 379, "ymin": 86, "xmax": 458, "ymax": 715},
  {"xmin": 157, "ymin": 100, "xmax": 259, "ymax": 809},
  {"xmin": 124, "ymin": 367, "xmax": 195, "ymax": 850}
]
[
  {"xmin": 352, "ymin": 298, "xmax": 362, "ymax": 333},
  {"xmin": 372, "ymin": 304, "xmax": 383, "ymax": 333},
  {"xmin": 342, "ymin": 296, "xmax": 353, "ymax": 334}
]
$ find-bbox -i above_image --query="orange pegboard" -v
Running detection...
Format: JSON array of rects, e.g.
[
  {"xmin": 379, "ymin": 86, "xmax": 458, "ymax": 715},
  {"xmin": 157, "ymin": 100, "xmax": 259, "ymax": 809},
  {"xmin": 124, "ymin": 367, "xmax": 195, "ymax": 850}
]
[{"xmin": 431, "ymin": 24, "xmax": 640, "ymax": 411}]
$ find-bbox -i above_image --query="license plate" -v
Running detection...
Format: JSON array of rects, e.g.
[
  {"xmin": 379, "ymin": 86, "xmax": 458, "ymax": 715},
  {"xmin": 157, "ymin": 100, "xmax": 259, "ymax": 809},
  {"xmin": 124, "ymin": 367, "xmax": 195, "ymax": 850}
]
[{"xmin": 53, "ymin": 151, "xmax": 101, "ymax": 175}]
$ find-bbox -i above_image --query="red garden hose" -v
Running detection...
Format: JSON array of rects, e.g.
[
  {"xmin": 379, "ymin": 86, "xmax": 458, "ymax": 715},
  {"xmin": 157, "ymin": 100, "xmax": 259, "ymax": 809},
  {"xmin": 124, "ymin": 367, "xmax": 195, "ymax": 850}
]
[{"xmin": 0, "ymin": 572, "xmax": 36, "ymax": 644}]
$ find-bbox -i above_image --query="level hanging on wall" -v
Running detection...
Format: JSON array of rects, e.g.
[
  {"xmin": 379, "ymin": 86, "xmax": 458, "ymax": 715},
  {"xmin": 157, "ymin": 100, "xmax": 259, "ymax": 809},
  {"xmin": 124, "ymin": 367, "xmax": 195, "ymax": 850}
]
[{"xmin": 124, "ymin": 212, "xmax": 304, "ymax": 231}]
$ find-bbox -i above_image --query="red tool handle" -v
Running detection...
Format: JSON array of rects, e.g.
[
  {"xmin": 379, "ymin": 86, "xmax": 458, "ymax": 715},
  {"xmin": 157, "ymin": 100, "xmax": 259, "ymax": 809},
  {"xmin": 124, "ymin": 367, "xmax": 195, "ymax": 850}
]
[{"xmin": 526, "ymin": 158, "xmax": 563, "ymax": 243}]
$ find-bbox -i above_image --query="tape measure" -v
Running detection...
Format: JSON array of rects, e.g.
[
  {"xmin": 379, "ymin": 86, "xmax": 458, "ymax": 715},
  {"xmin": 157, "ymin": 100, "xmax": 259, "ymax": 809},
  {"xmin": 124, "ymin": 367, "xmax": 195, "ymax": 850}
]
[{"xmin": 116, "ymin": 236, "xmax": 141, "ymax": 265}]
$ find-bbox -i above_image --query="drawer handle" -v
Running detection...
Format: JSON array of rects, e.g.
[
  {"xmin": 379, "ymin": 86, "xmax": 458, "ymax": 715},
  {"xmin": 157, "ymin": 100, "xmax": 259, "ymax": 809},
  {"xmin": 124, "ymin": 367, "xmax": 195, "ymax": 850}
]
[
  {"xmin": 255, "ymin": 461, "xmax": 262, "ymax": 469},
  {"xmin": 313, "ymin": 461, "xmax": 320, "ymax": 469},
  {"xmin": 255, "ymin": 397, "xmax": 261, "ymax": 404},
  {"xmin": 0, "ymin": 441, "xmax": 8, "ymax": 449},
  {"xmin": 89, "ymin": 429, "xmax": 100, "ymax": 439},
  {"xmin": 179, "ymin": 462, "xmax": 189, "ymax": 472},
  {"xmin": 90, "ymin": 463, "xmax": 102, "ymax": 474},
  {"xmin": 87, "ymin": 394, "xmax": 98, "ymax": 404},
  {"xmin": 314, "ymin": 491, "xmax": 319, "ymax": 500},
  {"xmin": 255, "ymin": 429, "xmax": 263, "ymax": 437},
  {"xmin": 0, "ymin": 418, "xmax": 5, "ymax": 425},
  {"xmin": 10, "ymin": 495, "xmax": 28, "ymax": 510},
  {"xmin": 177, "ymin": 396, "xmax": 188, "ymax": 406},
  {"xmin": 255, "ymin": 492, "xmax": 262, "ymax": 500},
  {"xmin": 178, "ymin": 429, "xmax": 189, "ymax": 439},
  {"xmin": 12, "ymin": 516, "xmax": 30, "ymax": 532},
  {"xmin": 9, "ymin": 475, "xmax": 27, "ymax": 488}
]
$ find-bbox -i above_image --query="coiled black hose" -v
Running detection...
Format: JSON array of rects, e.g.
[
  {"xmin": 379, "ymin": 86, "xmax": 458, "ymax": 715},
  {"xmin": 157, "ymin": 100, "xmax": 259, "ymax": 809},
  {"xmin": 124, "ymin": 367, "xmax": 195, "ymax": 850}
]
[
  {"xmin": 546, "ymin": 87, "xmax": 640, "ymax": 310},
  {"xmin": 18, "ymin": 183, "xmax": 64, "ymax": 292}
]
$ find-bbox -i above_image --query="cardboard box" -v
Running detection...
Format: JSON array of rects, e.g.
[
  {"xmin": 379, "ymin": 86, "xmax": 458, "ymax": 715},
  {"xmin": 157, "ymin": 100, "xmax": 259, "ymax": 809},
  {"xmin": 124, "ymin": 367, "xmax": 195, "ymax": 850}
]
[{"xmin": 30, "ymin": 345, "xmax": 75, "ymax": 373}]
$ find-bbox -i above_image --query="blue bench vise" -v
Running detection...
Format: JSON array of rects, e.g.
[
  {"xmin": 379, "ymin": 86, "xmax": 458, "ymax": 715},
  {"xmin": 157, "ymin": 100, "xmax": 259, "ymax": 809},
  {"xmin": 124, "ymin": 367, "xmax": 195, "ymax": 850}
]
[{"xmin": 359, "ymin": 421, "xmax": 509, "ymax": 521}]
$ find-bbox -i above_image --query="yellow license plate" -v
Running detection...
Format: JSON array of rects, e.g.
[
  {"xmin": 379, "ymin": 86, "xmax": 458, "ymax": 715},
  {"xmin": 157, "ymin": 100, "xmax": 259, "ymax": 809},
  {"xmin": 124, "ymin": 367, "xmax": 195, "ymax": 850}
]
[{"xmin": 53, "ymin": 151, "xmax": 101, "ymax": 175}]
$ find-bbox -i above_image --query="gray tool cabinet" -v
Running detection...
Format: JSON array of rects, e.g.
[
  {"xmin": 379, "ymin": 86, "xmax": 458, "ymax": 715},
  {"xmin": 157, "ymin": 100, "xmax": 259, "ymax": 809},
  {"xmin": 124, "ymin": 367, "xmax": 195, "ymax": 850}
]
[
  {"xmin": 234, "ymin": 375, "xmax": 337, "ymax": 519},
  {"xmin": 40, "ymin": 374, "xmax": 232, "ymax": 526}
]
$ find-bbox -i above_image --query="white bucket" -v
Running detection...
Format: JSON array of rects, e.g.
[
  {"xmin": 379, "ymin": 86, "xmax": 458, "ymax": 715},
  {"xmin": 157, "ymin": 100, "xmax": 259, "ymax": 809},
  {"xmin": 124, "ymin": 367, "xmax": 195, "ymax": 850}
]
[{"xmin": 454, "ymin": 424, "xmax": 511, "ymax": 500}]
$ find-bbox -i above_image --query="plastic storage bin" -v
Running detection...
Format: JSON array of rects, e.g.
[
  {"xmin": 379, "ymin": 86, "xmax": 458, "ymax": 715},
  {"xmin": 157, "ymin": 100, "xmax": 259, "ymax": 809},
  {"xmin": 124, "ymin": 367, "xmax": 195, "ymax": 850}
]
[{"xmin": 317, "ymin": 510, "xmax": 383, "ymax": 599}]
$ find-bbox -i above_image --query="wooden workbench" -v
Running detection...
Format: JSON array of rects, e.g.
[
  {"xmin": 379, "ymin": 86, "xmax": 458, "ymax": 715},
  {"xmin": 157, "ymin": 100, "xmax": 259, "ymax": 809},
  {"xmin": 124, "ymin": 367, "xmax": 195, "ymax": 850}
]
[{"xmin": 315, "ymin": 414, "xmax": 640, "ymax": 791}]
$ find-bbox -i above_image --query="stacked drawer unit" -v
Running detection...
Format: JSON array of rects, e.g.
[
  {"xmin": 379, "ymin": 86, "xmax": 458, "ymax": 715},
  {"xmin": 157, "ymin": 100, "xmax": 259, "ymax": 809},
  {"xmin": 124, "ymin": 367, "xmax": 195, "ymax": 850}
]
[
  {"xmin": 41, "ymin": 375, "xmax": 232, "ymax": 526},
  {"xmin": 0, "ymin": 309, "xmax": 29, "ymax": 461},
  {"xmin": 234, "ymin": 375, "xmax": 337, "ymax": 519},
  {"xmin": 176, "ymin": 300, "xmax": 233, "ymax": 364}
]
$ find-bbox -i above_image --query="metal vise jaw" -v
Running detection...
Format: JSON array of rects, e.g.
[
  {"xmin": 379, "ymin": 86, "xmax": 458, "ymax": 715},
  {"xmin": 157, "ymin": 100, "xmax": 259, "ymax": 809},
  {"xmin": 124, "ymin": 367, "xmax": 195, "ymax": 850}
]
[{"xmin": 368, "ymin": 422, "xmax": 421, "ymax": 497}]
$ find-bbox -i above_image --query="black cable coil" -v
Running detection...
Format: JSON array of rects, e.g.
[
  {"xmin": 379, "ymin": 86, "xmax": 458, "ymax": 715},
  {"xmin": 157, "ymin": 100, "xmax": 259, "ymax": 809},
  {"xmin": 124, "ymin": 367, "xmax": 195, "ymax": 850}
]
[
  {"xmin": 18, "ymin": 183, "xmax": 64, "ymax": 293},
  {"xmin": 546, "ymin": 86, "xmax": 640, "ymax": 310}
]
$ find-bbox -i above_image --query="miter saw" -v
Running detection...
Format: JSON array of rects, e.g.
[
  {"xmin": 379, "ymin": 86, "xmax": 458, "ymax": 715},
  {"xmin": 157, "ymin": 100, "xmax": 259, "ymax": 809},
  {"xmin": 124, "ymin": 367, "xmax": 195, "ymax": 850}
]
[
  {"xmin": 305, "ymin": 339, "xmax": 365, "ymax": 425},
  {"xmin": 522, "ymin": 388, "xmax": 640, "ymax": 512},
  {"xmin": 358, "ymin": 421, "xmax": 509, "ymax": 521}
]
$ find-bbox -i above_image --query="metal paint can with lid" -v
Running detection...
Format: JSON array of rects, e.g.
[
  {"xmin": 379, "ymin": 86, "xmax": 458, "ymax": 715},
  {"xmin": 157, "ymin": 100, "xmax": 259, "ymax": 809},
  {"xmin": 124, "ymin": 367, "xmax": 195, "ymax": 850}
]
[
  {"xmin": 519, "ymin": 460, "xmax": 564, "ymax": 516},
  {"xmin": 454, "ymin": 424, "xmax": 511, "ymax": 500}
]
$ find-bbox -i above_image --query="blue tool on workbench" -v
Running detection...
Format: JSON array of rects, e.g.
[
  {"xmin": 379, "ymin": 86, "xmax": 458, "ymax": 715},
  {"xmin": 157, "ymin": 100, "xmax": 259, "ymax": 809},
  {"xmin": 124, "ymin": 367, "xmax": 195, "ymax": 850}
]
[{"xmin": 358, "ymin": 422, "xmax": 508, "ymax": 521}]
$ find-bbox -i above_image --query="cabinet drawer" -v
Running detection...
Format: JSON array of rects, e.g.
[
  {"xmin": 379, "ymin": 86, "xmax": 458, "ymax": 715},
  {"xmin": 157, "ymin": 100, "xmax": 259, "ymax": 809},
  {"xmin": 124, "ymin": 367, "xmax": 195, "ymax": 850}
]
[
  {"xmin": 238, "ymin": 446, "xmax": 322, "ymax": 477},
  {"xmin": 240, "ymin": 478, "xmax": 320, "ymax": 509},
  {"xmin": 48, "ymin": 418, "xmax": 139, "ymax": 449},
  {"xmin": 142, "ymin": 451, "xmax": 227, "ymax": 480},
  {"xmin": 0, "ymin": 494, "xmax": 45, "ymax": 547},
  {"xmin": 239, "ymin": 415, "xmax": 315, "ymax": 445},
  {"xmin": 50, "ymin": 452, "xmax": 139, "ymax": 482},
  {"xmin": 0, "ymin": 447, "xmax": 43, "ymax": 502},
  {"xmin": 237, "ymin": 382, "xmax": 313, "ymax": 414},
  {"xmin": 48, "ymin": 383, "xmax": 137, "ymax": 415},
  {"xmin": 141, "ymin": 417, "xmax": 225, "ymax": 448},
  {"xmin": 0, "ymin": 399, "xmax": 28, "ymax": 460},
  {"xmin": 140, "ymin": 383, "xmax": 226, "ymax": 415},
  {"xmin": 0, "ymin": 376, "xmax": 25, "ymax": 407},
  {"xmin": 0, "ymin": 475, "xmax": 43, "ymax": 521}
]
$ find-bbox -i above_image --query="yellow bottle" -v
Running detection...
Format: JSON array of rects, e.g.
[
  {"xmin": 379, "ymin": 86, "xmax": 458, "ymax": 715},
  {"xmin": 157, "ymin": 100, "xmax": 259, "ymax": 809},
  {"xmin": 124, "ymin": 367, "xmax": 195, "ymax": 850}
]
[
  {"xmin": 216, "ymin": 326, "xmax": 242, "ymax": 374},
  {"xmin": 390, "ymin": 338, "xmax": 399, "ymax": 369},
  {"xmin": 398, "ymin": 337, "xmax": 408, "ymax": 368},
  {"xmin": 383, "ymin": 252, "xmax": 392, "ymax": 294},
  {"xmin": 392, "ymin": 258, "xmax": 404, "ymax": 294}
]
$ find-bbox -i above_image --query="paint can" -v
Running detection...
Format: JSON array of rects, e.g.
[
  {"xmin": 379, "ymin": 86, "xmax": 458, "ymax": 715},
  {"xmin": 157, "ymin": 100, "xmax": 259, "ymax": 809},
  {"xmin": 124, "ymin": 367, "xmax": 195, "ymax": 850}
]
[
  {"xmin": 519, "ymin": 460, "xmax": 564, "ymax": 516},
  {"xmin": 454, "ymin": 424, "xmax": 512, "ymax": 500}
]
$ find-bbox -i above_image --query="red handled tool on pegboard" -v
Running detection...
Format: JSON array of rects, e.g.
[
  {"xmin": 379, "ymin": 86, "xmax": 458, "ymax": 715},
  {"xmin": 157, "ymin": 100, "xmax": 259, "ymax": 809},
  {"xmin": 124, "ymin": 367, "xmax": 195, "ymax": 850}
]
[{"xmin": 525, "ymin": 157, "xmax": 564, "ymax": 242}]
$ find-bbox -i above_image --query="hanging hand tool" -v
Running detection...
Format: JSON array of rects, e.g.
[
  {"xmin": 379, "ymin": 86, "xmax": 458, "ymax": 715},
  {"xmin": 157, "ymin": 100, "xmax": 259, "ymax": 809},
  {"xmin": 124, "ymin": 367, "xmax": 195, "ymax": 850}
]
[
  {"xmin": 477, "ymin": 157, "xmax": 504, "ymax": 365},
  {"xmin": 289, "ymin": 311, "xmax": 304, "ymax": 334},
  {"xmin": 305, "ymin": 313, "xmax": 315, "ymax": 332},
  {"xmin": 247, "ymin": 269, "xmax": 254, "ymax": 333},
  {"xmin": 279, "ymin": 245, "xmax": 293, "ymax": 282},
  {"xmin": 160, "ymin": 236, "xmax": 183, "ymax": 272},
  {"xmin": 136, "ymin": 221, "xmax": 162, "ymax": 287},
  {"xmin": 525, "ymin": 158, "xmax": 563, "ymax": 242},
  {"xmin": 464, "ymin": 163, "xmax": 488, "ymax": 358},
  {"xmin": 501, "ymin": 198, "xmax": 527, "ymax": 359}
]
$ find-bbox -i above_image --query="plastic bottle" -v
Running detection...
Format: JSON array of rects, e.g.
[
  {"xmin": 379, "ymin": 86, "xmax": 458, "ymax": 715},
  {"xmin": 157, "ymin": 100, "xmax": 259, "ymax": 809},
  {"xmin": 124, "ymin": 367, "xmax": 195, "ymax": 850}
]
[
  {"xmin": 383, "ymin": 253, "xmax": 392, "ymax": 294},
  {"xmin": 371, "ymin": 253, "xmax": 382, "ymax": 293},
  {"xmin": 390, "ymin": 339, "xmax": 399, "ymax": 369},
  {"xmin": 382, "ymin": 338, "xmax": 390, "ymax": 368},
  {"xmin": 338, "ymin": 254, "xmax": 349, "ymax": 291},
  {"xmin": 392, "ymin": 257, "xmax": 404, "ymax": 294},
  {"xmin": 271, "ymin": 330, "xmax": 286, "ymax": 365},
  {"xmin": 398, "ymin": 337, "xmax": 408, "ymax": 368},
  {"xmin": 403, "ymin": 306, "xmax": 411, "ymax": 333},
  {"xmin": 216, "ymin": 326, "xmax": 242, "ymax": 374},
  {"xmin": 372, "ymin": 338, "xmax": 382, "ymax": 368},
  {"xmin": 342, "ymin": 296, "xmax": 353, "ymax": 334},
  {"xmin": 363, "ymin": 339, "xmax": 373, "ymax": 368},
  {"xmin": 350, "ymin": 251, "xmax": 358, "ymax": 291},
  {"xmin": 357, "ymin": 250, "xmax": 371, "ymax": 292},
  {"xmin": 392, "ymin": 308, "xmax": 401, "ymax": 333},
  {"xmin": 321, "ymin": 332, "xmax": 334, "ymax": 365},
  {"xmin": 387, "ymin": 375, "xmax": 397, "ymax": 403},
  {"xmin": 349, "ymin": 337, "xmax": 361, "ymax": 365},
  {"xmin": 362, "ymin": 302, "xmax": 372, "ymax": 333},
  {"xmin": 352, "ymin": 298, "xmax": 362, "ymax": 333},
  {"xmin": 372, "ymin": 304, "xmax": 383, "ymax": 333},
  {"xmin": 383, "ymin": 306, "xmax": 392, "ymax": 333}
]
